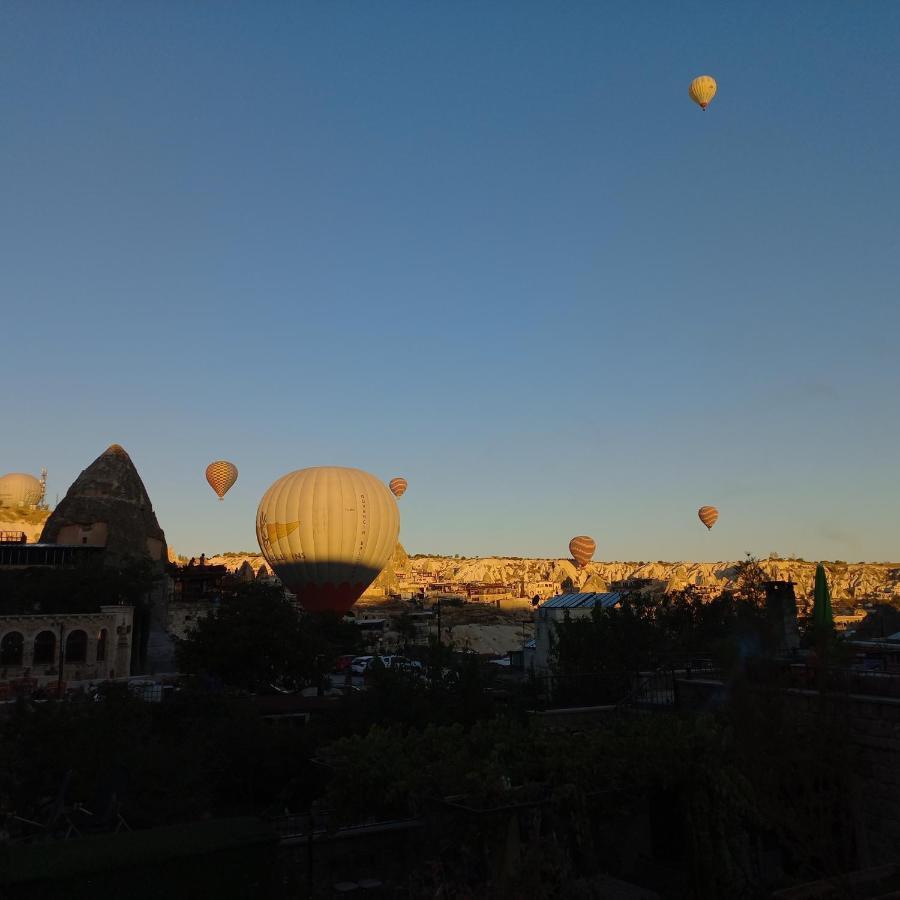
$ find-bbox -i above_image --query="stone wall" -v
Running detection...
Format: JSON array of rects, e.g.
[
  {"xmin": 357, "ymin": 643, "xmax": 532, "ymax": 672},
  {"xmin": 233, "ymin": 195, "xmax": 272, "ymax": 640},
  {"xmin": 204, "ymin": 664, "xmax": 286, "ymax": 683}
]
[
  {"xmin": 0, "ymin": 605, "xmax": 133, "ymax": 686},
  {"xmin": 166, "ymin": 601, "xmax": 215, "ymax": 641}
]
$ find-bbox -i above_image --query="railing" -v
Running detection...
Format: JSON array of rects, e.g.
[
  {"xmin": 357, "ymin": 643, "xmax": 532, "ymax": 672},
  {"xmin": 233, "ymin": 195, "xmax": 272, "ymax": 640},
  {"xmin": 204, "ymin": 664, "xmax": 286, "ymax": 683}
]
[
  {"xmin": 622, "ymin": 668, "xmax": 677, "ymax": 709},
  {"xmin": 529, "ymin": 672, "xmax": 632, "ymax": 709},
  {"xmin": 747, "ymin": 660, "xmax": 900, "ymax": 700},
  {"xmin": 531, "ymin": 658, "xmax": 718, "ymax": 711}
]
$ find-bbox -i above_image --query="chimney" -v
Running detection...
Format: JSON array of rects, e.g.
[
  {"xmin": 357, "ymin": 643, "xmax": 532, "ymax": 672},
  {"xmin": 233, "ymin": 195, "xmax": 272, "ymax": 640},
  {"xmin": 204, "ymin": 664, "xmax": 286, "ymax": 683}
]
[{"xmin": 764, "ymin": 581, "xmax": 800, "ymax": 653}]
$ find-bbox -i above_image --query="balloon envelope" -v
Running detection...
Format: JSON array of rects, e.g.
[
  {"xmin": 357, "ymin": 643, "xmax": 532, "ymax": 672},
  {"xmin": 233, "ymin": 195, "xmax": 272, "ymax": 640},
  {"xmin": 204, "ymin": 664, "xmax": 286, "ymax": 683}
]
[
  {"xmin": 698, "ymin": 506, "xmax": 719, "ymax": 529},
  {"xmin": 0, "ymin": 473, "xmax": 43, "ymax": 508},
  {"xmin": 206, "ymin": 461, "xmax": 238, "ymax": 500},
  {"xmin": 688, "ymin": 75, "xmax": 717, "ymax": 110},
  {"xmin": 389, "ymin": 477, "xmax": 408, "ymax": 498},
  {"xmin": 568, "ymin": 535, "xmax": 596, "ymax": 569},
  {"xmin": 256, "ymin": 466, "xmax": 400, "ymax": 614}
]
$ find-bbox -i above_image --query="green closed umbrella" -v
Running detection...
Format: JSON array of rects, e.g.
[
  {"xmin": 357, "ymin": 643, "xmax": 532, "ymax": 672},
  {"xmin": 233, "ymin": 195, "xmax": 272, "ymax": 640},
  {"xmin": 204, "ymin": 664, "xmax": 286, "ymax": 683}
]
[{"xmin": 812, "ymin": 563, "xmax": 834, "ymax": 630}]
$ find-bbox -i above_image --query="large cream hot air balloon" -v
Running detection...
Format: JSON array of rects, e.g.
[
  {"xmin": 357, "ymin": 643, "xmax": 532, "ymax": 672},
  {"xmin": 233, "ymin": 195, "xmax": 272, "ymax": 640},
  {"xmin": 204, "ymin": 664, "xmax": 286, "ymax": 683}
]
[
  {"xmin": 389, "ymin": 477, "xmax": 408, "ymax": 498},
  {"xmin": 569, "ymin": 535, "xmax": 596, "ymax": 569},
  {"xmin": 206, "ymin": 460, "xmax": 238, "ymax": 500},
  {"xmin": 688, "ymin": 75, "xmax": 717, "ymax": 110},
  {"xmin": 698, "ymin": 506, "xmax": 719, "ymax": 530},
  {"xmin": 256, "ymin": 466, "xmax": 400, "ymax": 614}
]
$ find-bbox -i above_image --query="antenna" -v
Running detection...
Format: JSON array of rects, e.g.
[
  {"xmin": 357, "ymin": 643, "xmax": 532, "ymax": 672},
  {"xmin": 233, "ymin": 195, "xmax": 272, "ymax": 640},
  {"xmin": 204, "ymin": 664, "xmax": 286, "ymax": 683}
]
[{"xmin": 39, "ymin": 467, "xmax": 48, "ymax": 507}]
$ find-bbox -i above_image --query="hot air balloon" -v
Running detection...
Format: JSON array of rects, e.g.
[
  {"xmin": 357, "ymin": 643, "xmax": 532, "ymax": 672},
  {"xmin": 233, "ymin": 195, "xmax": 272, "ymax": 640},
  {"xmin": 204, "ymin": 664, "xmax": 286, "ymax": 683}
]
[
  {"xmin": 0, "ymin": 473, "xmax": 43, "ymax": 508},
  {"xmin": 688, "ymin": 75, "xmax": 717, "ymax": 110},
  {"xmin": 698, "ymin": 506, "xmax": 719, "ymax": 530},
  {"xmin": 206, "ymin": 460, "xmax": 238, "ymax": 500},
  {"xmin": 256, "ymin": 466, "xmax": 400, "ymax": 614},
  {"xmin": 569, "ymin": 535, "xmax": 596, "ymax": 569},
  {"xmin": 389, "ymin": 477, "xmax": 408, "ymax": 498}
]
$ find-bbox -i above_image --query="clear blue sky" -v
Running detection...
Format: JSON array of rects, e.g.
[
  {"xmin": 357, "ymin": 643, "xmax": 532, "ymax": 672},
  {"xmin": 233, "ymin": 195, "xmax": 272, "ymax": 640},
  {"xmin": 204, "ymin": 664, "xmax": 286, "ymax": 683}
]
[{"xmin": 3, "ymin": 2, "xmax": 899, "ymax": 561}]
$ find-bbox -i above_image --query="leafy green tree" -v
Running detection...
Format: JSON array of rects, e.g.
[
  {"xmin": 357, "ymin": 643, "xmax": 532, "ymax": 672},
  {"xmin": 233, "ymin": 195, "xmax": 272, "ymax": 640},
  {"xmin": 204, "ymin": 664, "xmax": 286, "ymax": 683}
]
[
  {"xmin": 554, "ymin": 594, "xmax": 661, "ymax": 675},
  {"xmin": 0, "ymin": 555, "xmax": 158, "ymax": 615},
  {"xmin": 394, "ymin": 611, "xmax": 417, "ymax": 652},
  {"xmin": 175, "ymin": 582, "xmax": 358, "ymax": 692},
  {"xmin": 854, "ymin": 603, "xmax": 900, "ymax": 639},
  {"xmin": 0, "ymin": 685, "xmax": 313, "ymax": 831},
  {"xmin": 730, "ymin": 553, "xmax": 768, "ymax": 606},
  {"xmin": 334, "ymin": 635, "xmax": 496, "ymax": 734}
]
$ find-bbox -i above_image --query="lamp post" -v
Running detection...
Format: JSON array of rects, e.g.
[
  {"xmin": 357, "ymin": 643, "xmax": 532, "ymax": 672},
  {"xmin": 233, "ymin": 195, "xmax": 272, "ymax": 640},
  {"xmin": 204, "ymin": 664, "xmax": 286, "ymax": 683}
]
[
  {"xmin": 435, "ymin": 599, "xmax": 442, "ymax": 645},
  {"xmin": 56, "ymin": 620, "xmax": 65, "ymax": 699}
]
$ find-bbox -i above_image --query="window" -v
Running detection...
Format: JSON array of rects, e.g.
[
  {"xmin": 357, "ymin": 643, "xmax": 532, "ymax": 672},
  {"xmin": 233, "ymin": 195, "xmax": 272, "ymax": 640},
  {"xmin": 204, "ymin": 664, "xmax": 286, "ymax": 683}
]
[
  {"xmin": 0, "ymin": 632, "xmax": 24, "ymax": 666},
  {"xmin": 65, "ymin": 630, "xmax": 87, "ymax": 664},
  {"xmin": 96, "ymin": 628, "xmax": 108, "ymax": 662},
  {"xmin": 33, "ymin": 630, "xmax": 57, "ymax": 665}
]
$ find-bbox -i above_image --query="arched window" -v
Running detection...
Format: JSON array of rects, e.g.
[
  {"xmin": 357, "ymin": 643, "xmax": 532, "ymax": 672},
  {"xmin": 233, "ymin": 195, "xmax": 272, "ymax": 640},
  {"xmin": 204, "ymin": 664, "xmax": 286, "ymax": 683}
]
[
  {"xmin": 65, "ymin": 630, "xmax": 87, "ymax": 664},
  {"xmin": 96, "ymin": 628, "xmax": 108, "ymax": 662},
  {"xmin": 0, "ymin": 632, "xmax": 25, "ymax": 666},
  {"xmin": 33, "ymin": 630, "xmax": 57, "ymax": 665}
]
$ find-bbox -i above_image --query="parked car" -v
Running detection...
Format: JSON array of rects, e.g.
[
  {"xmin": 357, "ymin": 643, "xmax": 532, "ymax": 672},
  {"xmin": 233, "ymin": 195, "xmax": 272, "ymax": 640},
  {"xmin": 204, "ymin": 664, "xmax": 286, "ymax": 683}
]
[
  {"xmin": 350, "ymin": 656, "xmax": 375, "ymax": 674},
  {"xmin": 334, "ymin": 654, "xmax": 357, "ymax": 672},
  {"xmin": 379, "ymin": 655, "xmax": 408, "ymax": 669}
]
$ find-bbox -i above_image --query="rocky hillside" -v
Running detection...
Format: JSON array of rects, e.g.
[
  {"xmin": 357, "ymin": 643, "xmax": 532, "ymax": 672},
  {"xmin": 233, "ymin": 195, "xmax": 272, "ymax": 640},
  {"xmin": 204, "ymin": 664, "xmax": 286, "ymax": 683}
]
[
  {"xmin": 205, "ymin": 547, "xmax": 900, "ymax": 605},
  {"xmin": 409, "ymin": 556, "xmax": 900, "ymax": 604},
  {"xmin": 0, "ymin": 507, "xmax": 50, "ymax": 543}
]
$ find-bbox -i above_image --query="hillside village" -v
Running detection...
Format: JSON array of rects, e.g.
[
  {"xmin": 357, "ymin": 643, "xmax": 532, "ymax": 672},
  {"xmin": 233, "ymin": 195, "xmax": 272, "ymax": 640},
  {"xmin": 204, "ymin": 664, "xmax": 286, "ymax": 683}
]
[
  {"xmin": 6, "ymin": 498, "xmax": 896, "ymax": 612},
  {"xmin": 0, "ymin": 507, "xmax": 49, "ymax": 544},
  {"xmin": 202, "ymin": 545, "xmax": 900, "ymax": 610}
]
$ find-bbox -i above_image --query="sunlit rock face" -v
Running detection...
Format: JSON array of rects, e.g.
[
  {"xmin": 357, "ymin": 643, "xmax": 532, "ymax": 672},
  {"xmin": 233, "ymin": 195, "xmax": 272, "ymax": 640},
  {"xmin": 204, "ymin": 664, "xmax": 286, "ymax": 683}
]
[{"xmin": 40, "ymin": 444, "xmax": 168, "ymax": 566}]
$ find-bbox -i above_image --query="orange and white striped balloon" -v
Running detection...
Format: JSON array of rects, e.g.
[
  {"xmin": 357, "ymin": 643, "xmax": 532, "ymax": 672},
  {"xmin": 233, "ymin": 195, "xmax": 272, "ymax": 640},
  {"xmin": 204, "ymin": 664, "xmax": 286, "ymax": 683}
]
[
  {"xmin": 389, "ymin": 477, "xmax": 408, "ymax": 498},
  {"xmin": 568, "ymin": 535, "xmax": 596, "ymax": 569},
  {"xmin": 206, "ymin": 460, "xmax": 238, "ymax": 500},
  {"xmin": 698, "ymin": 505, "xmax": 719, "ymax": 530}
]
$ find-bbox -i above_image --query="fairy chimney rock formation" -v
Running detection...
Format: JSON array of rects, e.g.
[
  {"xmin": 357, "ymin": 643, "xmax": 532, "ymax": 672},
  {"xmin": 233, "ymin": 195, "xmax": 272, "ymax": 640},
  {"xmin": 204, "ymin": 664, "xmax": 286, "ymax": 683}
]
[{"xmin": 40, "ymin": 444, "xmax": 168, "ymax": 566}]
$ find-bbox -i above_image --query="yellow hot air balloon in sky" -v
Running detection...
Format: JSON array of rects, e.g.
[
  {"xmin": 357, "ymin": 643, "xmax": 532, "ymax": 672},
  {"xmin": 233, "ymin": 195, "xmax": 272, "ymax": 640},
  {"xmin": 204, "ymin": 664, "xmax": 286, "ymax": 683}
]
[
  {"xmin": 698, "ymin": 506, "xmax": 719, "ymax": 530},
  {"xmin": 206, "ymin": 460, "xmax": 238, "ymax": 500},
  {"xmin": 689, "ymin": 75, "xmax": 717, "ymax": 110},
  {"xmin": 389, "ymin": 477, "xmax": 408, "ymax": 498},
  {"xmin": 256, "ymin": 466, "xmax": 400, "ymax": 614},
  {"xmin": 569, "ymin": 535, "xmax": 596, "ymax": 569}
]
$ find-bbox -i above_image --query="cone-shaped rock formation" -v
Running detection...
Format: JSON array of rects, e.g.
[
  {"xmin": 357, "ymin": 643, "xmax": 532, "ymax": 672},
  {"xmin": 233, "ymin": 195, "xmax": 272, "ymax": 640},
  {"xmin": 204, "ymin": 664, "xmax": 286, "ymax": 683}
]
[{"xmin": 40, "ymin": 444, "xmax": 168, "ymax": 566}]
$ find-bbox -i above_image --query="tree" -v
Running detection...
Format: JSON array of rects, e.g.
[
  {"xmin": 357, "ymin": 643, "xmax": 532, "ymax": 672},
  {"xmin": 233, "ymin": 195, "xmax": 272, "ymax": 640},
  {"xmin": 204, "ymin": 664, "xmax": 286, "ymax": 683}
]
[
  {"xmin": 855, "ymin": 604, "xmax": 900, "ymax": 640},
  {"xmin": 0, "ymin": 554, "xmax": 159, "ymax": 616},
  {"xmin": 175, "ymin": 582, "xmax": 358, "ymax": 692},
  {"xmin": 731, "ymin": 553, "xmax": 767, "ymax": 606},
  {"xmin": 394, "ymin": 611, "xmax": 417, "ymax": 652}
]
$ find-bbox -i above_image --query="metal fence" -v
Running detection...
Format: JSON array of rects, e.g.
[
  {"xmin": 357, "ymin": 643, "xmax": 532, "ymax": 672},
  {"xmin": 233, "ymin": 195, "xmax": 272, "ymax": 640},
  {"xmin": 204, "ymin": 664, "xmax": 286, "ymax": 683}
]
[
  {"xmin": 530, "ymin": 657, "xmax": 719, "ymax": 711},
  {"xmin": 747, "ymin": 660, "xmax": 900, "ymax": 700}
]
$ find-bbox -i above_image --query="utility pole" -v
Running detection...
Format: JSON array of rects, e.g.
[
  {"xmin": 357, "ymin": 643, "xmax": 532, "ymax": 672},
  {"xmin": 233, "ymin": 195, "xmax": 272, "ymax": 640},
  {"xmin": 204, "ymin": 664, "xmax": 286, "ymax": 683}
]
[{"xmin": 56, "ymin": 621, "xmax": 65, "ymax": 699}]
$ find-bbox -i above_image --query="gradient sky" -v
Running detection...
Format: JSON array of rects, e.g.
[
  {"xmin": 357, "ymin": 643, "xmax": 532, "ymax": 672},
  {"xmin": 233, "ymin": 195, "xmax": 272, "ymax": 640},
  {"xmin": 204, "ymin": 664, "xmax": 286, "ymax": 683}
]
[{"xmin": 2, "ymin": 2, "xmax": 899, "ymax": 561}]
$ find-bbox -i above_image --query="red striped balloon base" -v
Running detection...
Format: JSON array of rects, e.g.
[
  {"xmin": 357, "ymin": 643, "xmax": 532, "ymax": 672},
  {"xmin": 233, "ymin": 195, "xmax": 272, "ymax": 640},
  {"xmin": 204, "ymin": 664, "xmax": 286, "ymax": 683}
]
[{"xmin": 288, "ymin": 582, "xmax": 369, "ymax": 615}]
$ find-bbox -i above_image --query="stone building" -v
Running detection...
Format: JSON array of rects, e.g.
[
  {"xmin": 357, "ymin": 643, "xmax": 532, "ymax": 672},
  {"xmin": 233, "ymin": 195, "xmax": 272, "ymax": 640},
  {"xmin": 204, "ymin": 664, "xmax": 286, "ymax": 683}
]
[
  {"xmin": 0, "ymin": 605, "xmax": 134, "ymax": 696},
  {"xmin": 165, "ymin": 558, "xmax": 232, "ymax": 641}
]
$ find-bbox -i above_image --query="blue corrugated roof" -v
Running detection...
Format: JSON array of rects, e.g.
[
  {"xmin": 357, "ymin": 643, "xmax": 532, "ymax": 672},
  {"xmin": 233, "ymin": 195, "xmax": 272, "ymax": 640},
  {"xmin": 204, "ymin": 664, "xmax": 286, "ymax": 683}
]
[{"xmin": 540, "ymin": 592, "xmax": 622, "ymax": 610}]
